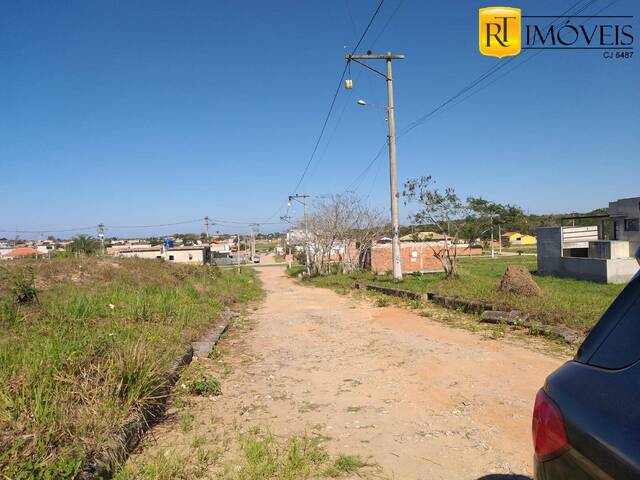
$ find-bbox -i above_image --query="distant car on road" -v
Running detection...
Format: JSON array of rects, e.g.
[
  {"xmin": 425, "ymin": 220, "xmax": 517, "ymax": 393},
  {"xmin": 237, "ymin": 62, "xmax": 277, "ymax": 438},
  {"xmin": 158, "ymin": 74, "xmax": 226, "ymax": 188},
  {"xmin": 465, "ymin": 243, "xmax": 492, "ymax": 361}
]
[
  {"xmin": 252, "ymin": 255, "xmax": 260, "ymax": 263},
  {"xmin": 533, "ymin": 267, "xmax": 640, "ymax": 479}
]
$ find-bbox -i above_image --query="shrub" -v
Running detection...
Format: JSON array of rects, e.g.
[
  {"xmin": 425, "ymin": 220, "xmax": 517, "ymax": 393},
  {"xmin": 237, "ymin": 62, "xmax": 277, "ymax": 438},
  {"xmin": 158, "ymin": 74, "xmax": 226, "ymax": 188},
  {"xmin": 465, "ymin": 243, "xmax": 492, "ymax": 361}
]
[
  {"xmin": 375, "ymin": 297, "xmax": 389, "ymax": 307},
  {"xmin": 188, "ymin": 373, "xmax": 222, "ymax": 396},
  {"xmin": 12, "ymin": 273, "xmax": 38, "ymax": 305}
]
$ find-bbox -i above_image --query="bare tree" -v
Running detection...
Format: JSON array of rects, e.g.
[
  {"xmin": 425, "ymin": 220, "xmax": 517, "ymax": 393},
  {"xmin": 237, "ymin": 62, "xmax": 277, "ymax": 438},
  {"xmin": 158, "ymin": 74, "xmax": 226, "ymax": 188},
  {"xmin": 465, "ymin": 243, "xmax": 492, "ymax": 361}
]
[{"xmin": 302, "ymin": 193, "xmax": 385, "ymax": 276}]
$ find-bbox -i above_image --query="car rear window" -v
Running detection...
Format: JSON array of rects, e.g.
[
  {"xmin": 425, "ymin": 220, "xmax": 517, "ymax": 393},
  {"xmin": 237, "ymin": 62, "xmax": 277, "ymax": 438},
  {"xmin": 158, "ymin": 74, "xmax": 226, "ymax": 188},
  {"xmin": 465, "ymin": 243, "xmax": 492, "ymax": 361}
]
[{"xmin": 584, "ymin": 276, "xmax": 640, "ymax": 369}]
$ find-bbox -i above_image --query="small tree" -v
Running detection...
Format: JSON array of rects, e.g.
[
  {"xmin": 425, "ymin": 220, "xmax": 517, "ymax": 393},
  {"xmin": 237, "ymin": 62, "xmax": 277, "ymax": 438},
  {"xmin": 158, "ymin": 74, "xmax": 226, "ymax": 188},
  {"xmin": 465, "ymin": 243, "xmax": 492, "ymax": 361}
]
[
  {"xmin": 403, "ymin": 176, "xmax": 469, "ymax": 278},
  {"xmin": 404, "ymin": 176, "xmax": 527, "ymax": 277}
]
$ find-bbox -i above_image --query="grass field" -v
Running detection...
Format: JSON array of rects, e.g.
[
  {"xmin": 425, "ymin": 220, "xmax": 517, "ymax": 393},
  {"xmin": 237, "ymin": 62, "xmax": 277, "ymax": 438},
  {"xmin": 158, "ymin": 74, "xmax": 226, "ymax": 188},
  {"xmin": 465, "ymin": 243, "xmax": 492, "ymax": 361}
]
[
  {"xmin": 255, "ymin": 242, "xmax": 277, "ymax": 252},
  {"xmin": 291, "ymin": 256, "xmax": 623, "ymax": 333},
  {"xmin": 499, "ymin": 245, "xmax": 538, "ymax": 253},
  {"xmin": 0, "ymin": 257, "xmax": 261, "ymax": 479}
]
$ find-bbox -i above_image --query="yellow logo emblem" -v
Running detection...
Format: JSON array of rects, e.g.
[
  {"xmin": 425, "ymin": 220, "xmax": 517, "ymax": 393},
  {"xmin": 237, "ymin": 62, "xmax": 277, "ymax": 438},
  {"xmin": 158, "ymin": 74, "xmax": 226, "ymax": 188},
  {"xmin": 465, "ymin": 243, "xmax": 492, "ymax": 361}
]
[{"xmin": 479, "ymin": 7, "xmax": 521, "ymax": 57}]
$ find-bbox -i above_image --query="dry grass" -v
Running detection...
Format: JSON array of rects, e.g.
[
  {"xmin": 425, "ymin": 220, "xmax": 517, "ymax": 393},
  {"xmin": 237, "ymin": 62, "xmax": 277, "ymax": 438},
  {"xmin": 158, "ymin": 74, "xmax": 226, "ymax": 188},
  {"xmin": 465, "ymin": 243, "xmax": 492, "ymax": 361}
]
[{"xmin": 0, "ymin": 257, "xmax": 261, "ymax": 478}]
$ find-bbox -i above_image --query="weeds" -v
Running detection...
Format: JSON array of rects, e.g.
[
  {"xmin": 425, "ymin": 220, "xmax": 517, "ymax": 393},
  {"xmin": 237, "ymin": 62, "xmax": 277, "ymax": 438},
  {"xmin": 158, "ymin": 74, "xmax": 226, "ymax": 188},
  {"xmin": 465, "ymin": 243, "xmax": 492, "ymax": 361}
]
[
  {"xmin": 11, "ymin": 268, "xmax": 38, "ymax": 304},
  {"xmin": 224, "ymin": 427, "xmax": 366, "ymax": 480},
  {"xmin": 178, "ymin": 410, "xmax": 194, "ymax": 433},
  {"xmin": 188, "ymin": 374, "xmax": 222, "ymax": 396},
  {"xmin": 0, "ymin": 257, "xmax": 261, "ymax": 478},
  {"xmin": 375, "ymin": 296, "xmax": 390, "ymax": 307},
  {"xmin": 180, "ymin": 361, "xmax": 223, "ymax": 396},
  {"xmin": 208, "ymin": 345, "xmax": 222, "ymax": 359},
  {"xmin": 325, "ymin": 454, "xmax": 368, "ymax": 475},
  {"xmin": 114, "ymin": 449, "xmax": 212, "ymax": 480}
]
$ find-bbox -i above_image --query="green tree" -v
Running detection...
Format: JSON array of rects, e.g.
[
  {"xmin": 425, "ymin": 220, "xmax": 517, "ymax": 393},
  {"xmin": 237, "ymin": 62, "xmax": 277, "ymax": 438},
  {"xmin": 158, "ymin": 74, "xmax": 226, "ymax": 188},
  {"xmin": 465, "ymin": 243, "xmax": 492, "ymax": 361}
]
[
  {"xmin": 68, "ymin": 234, "xmax": 99, "ymax": 255},
  {"xmin": 403, "ymin": 176, "xmax": 526, "ymax": 277},
  {"xmin": 465, "ymin": 197, "xmax": 525, "ymax": 243}
]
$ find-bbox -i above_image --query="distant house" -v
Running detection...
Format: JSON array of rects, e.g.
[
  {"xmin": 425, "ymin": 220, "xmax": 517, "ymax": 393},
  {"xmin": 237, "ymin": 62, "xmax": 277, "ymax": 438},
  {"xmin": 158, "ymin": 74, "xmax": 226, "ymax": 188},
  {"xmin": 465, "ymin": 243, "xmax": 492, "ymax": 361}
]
[
  {"xmin": 376, "ymin": 236, "xmax": 392, "ymax": 243},
  {"xmin": 114, "ymin": 245, "xmax": 211, "ymax": 264},
  {"xmin": 165, "ymin": 246, "xmax": 211, "ymax": 264},
  {"xmin": 116, "ymin": 246, "xmax": 164, "ymax": 260},
  {"xmin": 399, "ymin": 231, "xmax": 446, "ymax": 242},
  {"xmin": 35, "ymin": 241, "xmax": 56, "ymax": 254},
  {"xmin": 209, "ymin": 240, "xmax": 232, "ymax": 254},
  {"xmin": 501, "ymin": 232, "xmax": 537, "ymax": 246},
  {"xmin": 0, "ymin": 247, "xmax": 47, "ymax": 260}
]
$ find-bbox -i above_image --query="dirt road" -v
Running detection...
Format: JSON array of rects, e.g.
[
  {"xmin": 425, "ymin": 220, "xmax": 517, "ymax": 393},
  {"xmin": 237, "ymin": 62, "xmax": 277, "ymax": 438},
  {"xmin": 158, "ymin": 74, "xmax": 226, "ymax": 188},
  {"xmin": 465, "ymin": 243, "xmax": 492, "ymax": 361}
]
[{"xmin": 128, "ymin": 266, "xmax": 564, "ymax": 479}]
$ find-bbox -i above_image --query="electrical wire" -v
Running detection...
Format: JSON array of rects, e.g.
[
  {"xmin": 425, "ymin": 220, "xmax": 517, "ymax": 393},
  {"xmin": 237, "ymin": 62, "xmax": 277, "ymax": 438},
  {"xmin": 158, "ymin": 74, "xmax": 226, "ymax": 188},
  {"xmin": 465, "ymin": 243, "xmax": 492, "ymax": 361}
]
[
  {"xmin": 0, "ymin": 226, "xmax": 97, "ymax": 234},
  {"xmin": 262, "ymin": 0, "xmax": 387, "ymax": 224},
  {"xmin": 105, "ymin": 219, "xmax": 202, "ymax": 229},
  {"xmin": 339, "ymin": 0, "xmax": 604, "ymax": 198},
  {"xmin": 369, "ymin": 0, "xmax": 406, "ymax": 48},
  {"xmin": 2, "ymin": 216, "xmax": 285, "ymax": 236},
  {"xmin": 397, "ymin": 0, "xmax": 599, "ymax": 139},
  {"xmin": 344, "ymin": 141, "xmax": 387, "ymax": 193}
]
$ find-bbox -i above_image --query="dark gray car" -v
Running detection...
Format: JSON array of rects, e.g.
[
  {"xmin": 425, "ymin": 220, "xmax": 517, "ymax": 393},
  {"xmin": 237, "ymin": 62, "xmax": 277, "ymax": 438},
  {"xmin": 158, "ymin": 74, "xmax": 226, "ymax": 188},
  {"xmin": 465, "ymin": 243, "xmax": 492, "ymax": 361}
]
[{"xmin": 533, "ymin": 269, "xmax": 640, "ymax": 479}]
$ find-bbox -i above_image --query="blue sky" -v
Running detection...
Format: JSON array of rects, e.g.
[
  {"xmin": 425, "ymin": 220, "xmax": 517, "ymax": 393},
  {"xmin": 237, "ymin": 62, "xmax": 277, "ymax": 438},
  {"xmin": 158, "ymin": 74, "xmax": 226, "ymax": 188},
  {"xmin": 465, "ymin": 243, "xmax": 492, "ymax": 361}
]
[{"xmin": 1, "ymin": 0, "xmax": 638, "ymax": 237}]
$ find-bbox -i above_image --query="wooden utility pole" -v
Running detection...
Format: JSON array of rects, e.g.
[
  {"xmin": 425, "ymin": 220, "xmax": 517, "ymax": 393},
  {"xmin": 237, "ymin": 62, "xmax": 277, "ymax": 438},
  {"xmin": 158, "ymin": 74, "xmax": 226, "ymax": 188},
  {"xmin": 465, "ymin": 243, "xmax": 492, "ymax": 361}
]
[{"xmin": 346, "ymin": 52, "xmax": 405, "ymax": 280}]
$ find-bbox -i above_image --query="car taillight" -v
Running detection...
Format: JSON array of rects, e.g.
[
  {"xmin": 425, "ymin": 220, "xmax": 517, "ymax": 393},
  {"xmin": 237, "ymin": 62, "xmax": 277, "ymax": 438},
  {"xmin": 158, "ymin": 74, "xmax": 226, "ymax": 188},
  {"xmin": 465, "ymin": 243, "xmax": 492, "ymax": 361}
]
[{"xmin": 532, "ymin": 388, "xmax": 568, "ymax": 460}]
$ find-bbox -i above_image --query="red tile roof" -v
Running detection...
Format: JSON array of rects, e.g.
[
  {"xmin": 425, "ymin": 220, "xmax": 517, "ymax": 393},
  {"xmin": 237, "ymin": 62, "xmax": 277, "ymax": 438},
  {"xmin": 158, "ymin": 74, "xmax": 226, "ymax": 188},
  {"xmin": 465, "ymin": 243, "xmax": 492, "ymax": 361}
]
[{"xmin": 2, "ymin": 247, "xmax": 46, "ymax": 257}]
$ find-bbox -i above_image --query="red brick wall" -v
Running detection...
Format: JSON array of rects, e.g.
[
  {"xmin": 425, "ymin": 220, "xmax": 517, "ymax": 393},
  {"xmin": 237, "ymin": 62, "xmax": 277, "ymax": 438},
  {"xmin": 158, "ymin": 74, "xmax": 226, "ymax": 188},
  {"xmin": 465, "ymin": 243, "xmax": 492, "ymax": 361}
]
[{"xmin": 371, "ymin": 243, "xmax": 482, "ymax": 274}]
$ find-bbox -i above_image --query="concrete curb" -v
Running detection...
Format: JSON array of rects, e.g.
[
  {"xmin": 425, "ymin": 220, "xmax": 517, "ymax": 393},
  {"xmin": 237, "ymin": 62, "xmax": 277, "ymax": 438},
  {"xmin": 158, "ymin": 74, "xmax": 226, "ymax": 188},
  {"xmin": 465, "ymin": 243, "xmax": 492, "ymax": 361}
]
[
  {"xmin": 354, "ymin": 282, "xmax": 583, "ymax": 344},
  {"xmin": 75, "ymin": 308, "xmax": 234, "ymax": 480}
]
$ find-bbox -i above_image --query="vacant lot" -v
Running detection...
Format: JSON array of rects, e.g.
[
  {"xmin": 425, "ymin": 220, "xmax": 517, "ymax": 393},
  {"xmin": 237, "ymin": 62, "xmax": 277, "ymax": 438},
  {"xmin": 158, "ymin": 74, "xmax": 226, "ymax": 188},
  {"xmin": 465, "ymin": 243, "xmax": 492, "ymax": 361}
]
[
  {"xmin": 295, "ymin": 256, "xmax": 623, "ymax": 332},
  {"xmin": 0, "ymin": 257, "xmax": 260, "ymax": 478}
]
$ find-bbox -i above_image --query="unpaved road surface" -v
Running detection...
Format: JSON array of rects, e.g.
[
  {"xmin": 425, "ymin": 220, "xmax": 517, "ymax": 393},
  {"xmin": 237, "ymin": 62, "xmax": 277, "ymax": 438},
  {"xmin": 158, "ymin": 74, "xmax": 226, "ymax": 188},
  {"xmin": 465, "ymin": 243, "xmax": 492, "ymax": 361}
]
[{"xmin": 130, "ymin": 267, "xmax": 565, "ymax": 479}]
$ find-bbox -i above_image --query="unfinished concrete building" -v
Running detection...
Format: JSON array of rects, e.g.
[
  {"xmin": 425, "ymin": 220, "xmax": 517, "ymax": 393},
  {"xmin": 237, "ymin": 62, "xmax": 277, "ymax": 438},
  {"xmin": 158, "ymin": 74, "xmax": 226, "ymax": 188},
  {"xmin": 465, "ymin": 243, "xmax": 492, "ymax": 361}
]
[{"xmin": 537, "ymin": 197, "xmax": 640, "ymax": 284}]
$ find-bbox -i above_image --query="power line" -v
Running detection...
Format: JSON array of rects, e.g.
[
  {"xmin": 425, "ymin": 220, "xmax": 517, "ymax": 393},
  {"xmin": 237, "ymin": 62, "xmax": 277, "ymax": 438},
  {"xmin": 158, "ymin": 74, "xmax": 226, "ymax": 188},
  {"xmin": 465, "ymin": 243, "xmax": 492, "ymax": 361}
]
[
  {"xmin": 0, "ymin": 226, "xmax": 97, "ymax": 234},
  {"xmin": 263, "ymin": 0, "xmax": 386, "ymax": 223},
  {"xmin": 344, "ymin": 141, "xmax": 387, "ymax": 192},
  {"xmin": 105, "ymin": 219, "xmax": 202, "ymax": 229},
  {"xmin": 2, "ymin": 217, "xmax": 285, "ymax": 235},
  {"xmin": 351, "ymin": 0, "xmax": 386, "ymax": 54},
  {"xmin": 339, "ymin": 0, "xmax": 603, "ymax": 197},
  {"xmin": 369, "ymin": 0, "xmax": 406, "ymax": 48},
  {"xmin": 397, "ymin": 0, "xmax": 598, "ymax": 139},
  {"xmin": 205, "ymin": 218, "xmax": 283, "ymax": 226}
]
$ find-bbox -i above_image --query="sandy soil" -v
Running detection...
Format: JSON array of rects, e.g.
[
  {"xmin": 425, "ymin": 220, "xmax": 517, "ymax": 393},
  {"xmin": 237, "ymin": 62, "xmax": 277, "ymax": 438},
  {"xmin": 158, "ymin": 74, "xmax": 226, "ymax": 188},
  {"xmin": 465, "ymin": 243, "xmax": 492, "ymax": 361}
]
[{"xmin": 128, "ymin": 266, "xmax": 565, "ymax": 479}]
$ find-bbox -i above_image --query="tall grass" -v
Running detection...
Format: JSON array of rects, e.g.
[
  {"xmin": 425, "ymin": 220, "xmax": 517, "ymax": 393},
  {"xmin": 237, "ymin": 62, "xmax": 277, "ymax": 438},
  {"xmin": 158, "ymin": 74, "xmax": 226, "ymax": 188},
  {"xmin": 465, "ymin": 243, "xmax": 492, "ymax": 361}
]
[{"xmin": 0, "ymin": 257, "xmax": 261, "ymax": 478}]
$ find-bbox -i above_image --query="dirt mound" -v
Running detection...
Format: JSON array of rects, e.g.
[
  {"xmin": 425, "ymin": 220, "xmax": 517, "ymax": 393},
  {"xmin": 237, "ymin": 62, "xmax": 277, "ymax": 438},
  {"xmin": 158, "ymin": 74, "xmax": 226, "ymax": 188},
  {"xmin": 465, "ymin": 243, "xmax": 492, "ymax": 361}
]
[{"xmin": 498, "ymin": 265, "xmax": 543, "ymax": 297}]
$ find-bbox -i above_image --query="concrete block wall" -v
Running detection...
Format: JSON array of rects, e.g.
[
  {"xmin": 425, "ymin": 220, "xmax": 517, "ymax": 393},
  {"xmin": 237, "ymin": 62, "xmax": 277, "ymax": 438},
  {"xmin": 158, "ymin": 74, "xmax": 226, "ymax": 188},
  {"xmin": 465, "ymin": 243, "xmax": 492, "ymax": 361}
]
[{"xmin": 536, "ymin": 227, "xmax": 562, "ymax": 276}]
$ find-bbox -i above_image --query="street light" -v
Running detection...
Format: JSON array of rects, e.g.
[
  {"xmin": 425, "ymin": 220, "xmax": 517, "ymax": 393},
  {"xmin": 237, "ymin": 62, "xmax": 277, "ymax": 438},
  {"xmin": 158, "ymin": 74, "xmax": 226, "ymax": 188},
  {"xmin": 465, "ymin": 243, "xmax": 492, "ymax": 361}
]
[{"xmin": 356, "ymin": 99, "xmax": 388, "ymax": 121}]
